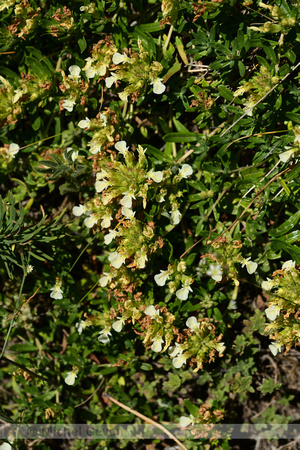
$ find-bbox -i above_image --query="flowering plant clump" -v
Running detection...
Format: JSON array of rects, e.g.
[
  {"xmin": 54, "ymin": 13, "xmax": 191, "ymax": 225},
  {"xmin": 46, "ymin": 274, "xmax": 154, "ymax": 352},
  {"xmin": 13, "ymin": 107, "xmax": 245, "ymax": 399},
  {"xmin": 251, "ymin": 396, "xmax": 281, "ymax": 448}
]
[
  {"xmin": 263, "ymin": 260, "xmax": 300, "ymax": 354},
  {"xmin": 1, "ymin": 1, "xmax": 300, "ymax": 448}
]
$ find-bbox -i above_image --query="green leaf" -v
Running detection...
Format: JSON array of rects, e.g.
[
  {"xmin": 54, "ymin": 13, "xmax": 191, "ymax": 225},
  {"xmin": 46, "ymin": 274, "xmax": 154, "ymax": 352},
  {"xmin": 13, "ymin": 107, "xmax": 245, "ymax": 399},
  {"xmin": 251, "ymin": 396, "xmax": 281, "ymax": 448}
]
[
  {"xmin": 218, "ymin": 85, "xmax": 234, "ymax": 101},
  {"xmin": 286, "ymin": 112, "xmax": 300, "ymax": 124},
  {"xmin": 137, "ymin": 23, "xmax": 164, "ymax": 33},
  {"xmin": 269, "ymin": 210, "xmax": 300, "ymax": 237},
  {"xmin": 258, "ymin": 378, "xmax": 282, "ymax": 395},
  {"xmin": 142, "ymin": 144, "xmax": 173, "ymax": 162},
  {"xmin": 270, "ymin": 239, "xmax": 300, "ymax": 263},
  {"xmin": 163, "ymin": 132, "xmax": 198, "ymax": 143},
  {"xmin": 78, "ymin": 36, "xmax": 87, "ymax": 53},
  {"xmin": 9, "ymin": 343, "xmax": 38, "ymax": 352},
  {"xmin": 184, "ymin": 399, "xmax": 199, "ymax": 417}
]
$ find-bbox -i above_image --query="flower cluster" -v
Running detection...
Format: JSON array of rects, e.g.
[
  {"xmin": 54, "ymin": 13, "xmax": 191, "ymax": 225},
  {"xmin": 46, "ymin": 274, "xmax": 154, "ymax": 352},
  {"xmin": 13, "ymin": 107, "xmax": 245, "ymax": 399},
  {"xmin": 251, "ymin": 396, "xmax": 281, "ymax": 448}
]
[
  {"xmin": 59, "ymin": 65, "xmax": 88, "ymax": 113},
  {"xmin": 262, "ymin": 260, "xmax": 300, "ymax": 354}
]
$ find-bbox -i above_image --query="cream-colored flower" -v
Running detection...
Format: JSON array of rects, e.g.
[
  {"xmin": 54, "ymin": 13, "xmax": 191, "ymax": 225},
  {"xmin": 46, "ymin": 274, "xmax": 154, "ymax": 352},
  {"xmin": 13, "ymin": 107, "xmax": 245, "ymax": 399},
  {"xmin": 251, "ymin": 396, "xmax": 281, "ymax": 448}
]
[
  {"xmin": 206, "ymin": 263, "xmax": 223, "ymax": 282},
  {"xmin": 265, "ymin": 304, "xmax": 281, "ymax": 321},
  {"xmin": 178, "ymin": 164, "xmax": 193, "ymax": 178},
  {"xmin": 176, "ymin": 283, "xmax": 193, "ymax": 301},
  {"xmin": 269, "ymin": 341, "xmax": 282, "ymax": 356},
  {"xmin": 241, "ymin": 257, "xmax": 258, "ymax": 274},
  {"xmin": 144, "ymin": 305, "xmax": 160, "ymax": 319},
  {"xmin": 112, "ymin": 316, "xmax": 126, "ymax": 332},
  {"xmin": 151, "ymin": 336, "xmax": 164, "ymax": 352},
  {"xmin": 6, "ymin": 143, "xmax": 20, "ymax": 161},
  {"xmin": 78, "ymin": 117, "xmax": 91, "ymax": 129},
  {"xmin": 62, "ymin": 97, "xmax": 76, "ymax": 112},
  {"xmin": 73, "ymin": 204, "xmax": 87, "ymax": 216},
  {"xmin": 186, "ymin": 316, "xmax": 199, "ymax": 332},
  {"xmin": 84, "ymin": 214, "xmax": 98, "ymax": 228},
  {"xmin": 147, "ymin": 169, "xmax": 163, "ymax": 183},
  {"xmin": 98, "ymin": 327, "xmax": 112, "ymax": 344},
  {"xmin": 68, "ymin": 65, "xmax": 81, "ymax": 81},
  {"xmin": 109, "ymin": 251, "xmax": 126, "ymax": 268},
  {"xmin": 261, "ymin": 278, "xmax": 274, "ymax": 291},
  {"xmin": 105, "ymin": 72, "xmax": 119, "ymax": 88},
  {"xmin": 104, "ymin": 229, "xmax": 119, "ymax": 245},
  {"xmin": 64, "ymin": 368, "xmax": 78, "ymax": 385},
  {"xmin": 120, "ymin": 191, "xmax": 136, "ymax": 208},
  {"xmin": 121, "ymin": 206, "xmax": 135, "ymax": 220},
  {"xmin": 215, "ymin": 342, "xmax": 226, "ymax": 354},
  {"xmin": 179, "ymin": 415, "xmax": 196, "ymax": 428},
  {"xmin": 168, "ymin": 342, "xmax": 185, "ymax": 358},
  {"xmin": 172, "ymin": 353, "xmax": 188, "ymax": 368},
  {"xmin": 170, "ymin": 208, "xmax": 182, "ymax": 225},
  {"xmin": 151, "ymin": 78, "xmax": 166, "ymax": 95},
  {"xmin": 101, "ymin": 213, "xmax": 112, "ymax": 228},
  {"xmin": 279, "ymin": 147, "xmax": 296, "ymax": 163},
  {"xmin": 99, "ymin": 272, "xmax": 113, "ymax": 287},
  {"xmin": 50, "ymin": 281, "xmax": 63, "ymax": 300},
  {"xmin": 95, "ymin": 179, "xmax": 110, "ymax": 193},
  {"xmin": 115, "ymin": 140, "xmax": 128, "ymax": 156},
  {"xmin": 282, "ymin": 260, "xmax": 296, "ymax": 271},
  {"xmin": 154, "ymin": 269, "xmax": 170, "ymax": 286},
  {"xmin": 112, "ymin": 52, "xmax": 131, "ymax": 65}
]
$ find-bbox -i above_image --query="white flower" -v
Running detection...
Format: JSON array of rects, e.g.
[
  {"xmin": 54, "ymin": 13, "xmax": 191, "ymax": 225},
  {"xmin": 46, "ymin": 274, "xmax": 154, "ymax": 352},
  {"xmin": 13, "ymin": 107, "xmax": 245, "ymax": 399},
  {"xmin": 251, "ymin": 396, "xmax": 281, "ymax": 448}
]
[
  {"xmin": 85, "ymin": 66, "xmax": 96, "ymax": 79},
  {"xmin": 215, "ymin": 342, "xmax": 226, "ymax": 354},
  {"xmin": 265, "ymin": 304, "xmax": 281, "ymax": 321},
  {"xmin": 73, "ymin": 204, "xmax": 87, "ymax": 216},
  {"xmin": 84, "ymin": 215, "xmax": 98, "ymax": 228},
  {"xmin": 178, "ymin": 164, "xmax": 193, "ymax": 178},
  {"xmin": 115, "ymin": 140, "xmax": 128, "ymax": 156},
  {"xmin": 101, "ymin": 213, "xmax": 112, "ymax": 228},
  {"xmin": 75, "ymin": 320, "xmax": 88, "ymax": 335},
  {"xmin": 179, "ymin": 415, "xmax": 196, "ymax": 428},
  {"xmin": 112, "ymin": 316, "xmax": 126, "ymax": 332},
  {"xmin": 120, "ymin": 191, "xmax": 136, "ymax": 208},
  {"xmin": 95, "ymin": 179, "xmax": 110, "ymax": 193},
  {"xmin": 206, "ymin": 263, "xmax": 223, "ymax": 282},
  {"xmin": 151, "ymin": 78, "xmax": 166, "ymax": 95},
  {"xmin": 168, "ymin": 342, "xmax": 185, "ymax": 358},
  {"xmin": 98, "ymin": 327, "xmax": 112, "ymax": 344},
  {"xmin": 144, "ymin": 305, "xmax": 160, "ymax": 319},
  {"xmin": 176, "ymin": 284, "xmax": 193, "ymax": 301},
  {"xmin": 104, "ymin": 229, "xmax": 119, "ymax": 245},
  {"xmin": 99, "ymin": 272, "xmax": 113, "ymax": 287},
  {"xmin": 96, "ymin": 169, "xmax": 110, "ymax": 180},
  {"xmin": 0, "ymin": 0, "xmax": 15, "ymax": 12},
  {"xmin": 269, "ymin": 341, "xmax": 283, "ymax": 356},
  {"xmin": 241, "ymin": 257, "xmax": 258, "ymax": 274},
  {"xmin": 121, "ymin": 206, "xmax": 136, "ymax": 220},
  {"xmin": 112, "ymin": 52, "xmax": 130, "ymax": 65},
  {"xmin": 62, "ymin": 97, "xmax": 76, "ymax": 112},
  {"xmin": 135, "ymin": 251, "xmax": 148, "ymax": 269},
  {"xmin": 151, "ymin": 336, "xmax": 164, "ymax": 352},
  {"xmin": 105, "ymin": 72, "xmax": 119, "ymax": 88},
  {"xmin": 147, "ymin": 169, "xmax": 163, "ymax": 183},
  {"xmin": 78, "ymin": 117, "xmax": 91, "ymax": 129},
  {"xmin": 279, "ymin": 147, "xmax": 295, "ymax": 163},
  {"xmin": 6, "ymin": 143, "xmax": 19, "ymax": 160},
  {"xmin": 88, "ymin": 142, "xmax": 101, "ymax": 154},
  {"xmin": 170, "ymin": 209, "xmax": 182, "ymax": 225},
  {"xmin": 0, "ymin": 443, "xmax": 12, "ymax": 450},
  {"xmin": 186, "ymin": 316, "xmax": 199, "ymax": 332},
  {"xmin": 228, "ymin": 299, "xmax": 237, "ymax": 310},
  {"xmin": 119, "ymin": 91, "xmax": 128, "ymax": 102},
  {"xmin": 64, "ymin": 369, "xmax": 78, "ymax": 386},
  {"xmin": 172, "ymin": 353, "xmax": 188, "ymax": 368},
  {"xmin": 68, "ymin": 65, "xmax": 81, "ymax": 81},
  {"xmin": 13, "ymin": 88, "xmax": 23, "ymax": 103},
  {"xmin": 109, "ymin": 251, "xmax": 126, "ymax": 268},
  {"xmin": 26, "ymin": 265, "xmax": 33, "ymax": 274},
  {"xmin": 50, "ymin": 281, "xmax": 63, "ymax": 300},
  {"xmin": 71, "ymin": 150, "xmax": 78, "ymax": 161},
  {"xmin": 261, "ymin": 278, "xmax": 274, "ymax": 291},
  {"xmin": 154, "ymin": 269, "xmax": 170, "ymax": 286},
  {"xmin": 282, "ymin": 260, "xmax": 296, "ymax": 271}
]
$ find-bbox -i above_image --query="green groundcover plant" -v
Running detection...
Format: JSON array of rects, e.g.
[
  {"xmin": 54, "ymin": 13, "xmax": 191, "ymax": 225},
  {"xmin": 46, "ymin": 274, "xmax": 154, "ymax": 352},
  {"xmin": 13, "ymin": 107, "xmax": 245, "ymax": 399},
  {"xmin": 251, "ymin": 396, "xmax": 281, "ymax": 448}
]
[{"xmin": 0, "ymin": 0, "xmax": 300, "ymax": 449}]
